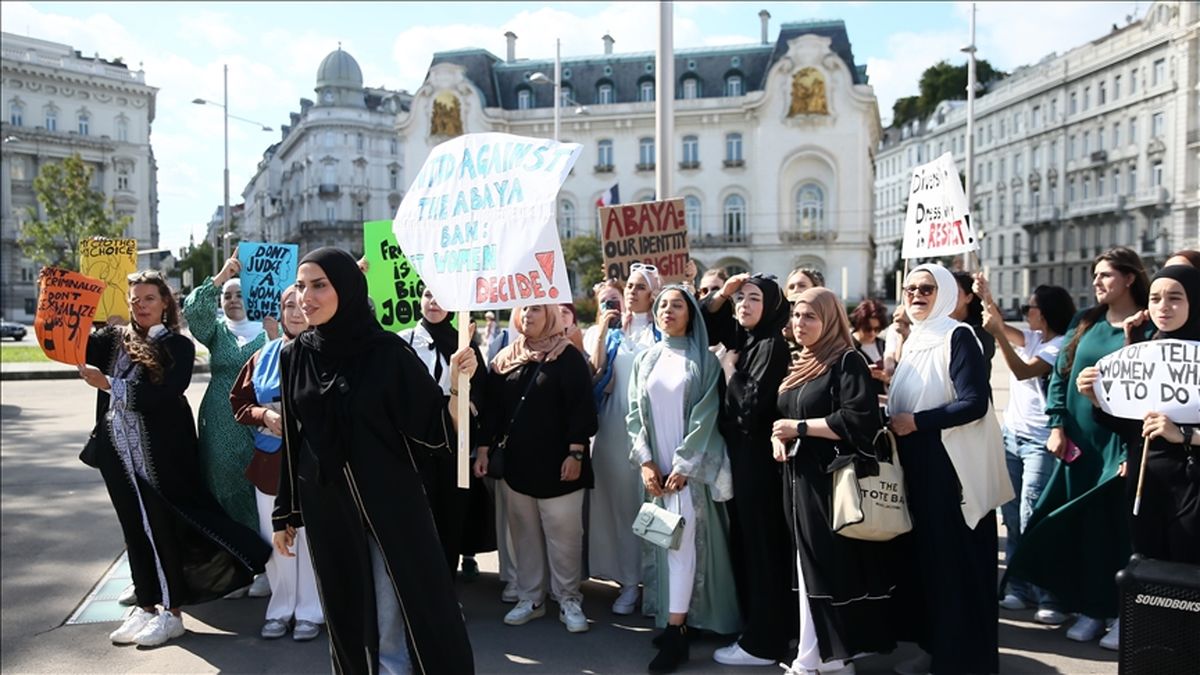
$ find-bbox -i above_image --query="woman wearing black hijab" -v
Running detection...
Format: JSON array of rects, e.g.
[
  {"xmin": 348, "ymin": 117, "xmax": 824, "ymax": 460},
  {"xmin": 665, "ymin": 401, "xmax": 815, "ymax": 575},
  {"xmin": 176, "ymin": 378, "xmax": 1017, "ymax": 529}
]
[
  {"xmin": 273, "ymin": 248, "xmax": 476, "ymax": 674},
  {"xmin": 712, "ymin": 274, "xmax": 797, "ymax": 667}
]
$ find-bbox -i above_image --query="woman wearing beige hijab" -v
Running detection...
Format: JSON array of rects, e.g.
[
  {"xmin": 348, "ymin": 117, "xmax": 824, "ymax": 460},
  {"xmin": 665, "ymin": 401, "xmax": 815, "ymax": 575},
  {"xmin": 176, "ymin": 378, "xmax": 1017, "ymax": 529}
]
[{"xmin": 474, "ymin": 304, "xmax": 598, "ymax": 634}]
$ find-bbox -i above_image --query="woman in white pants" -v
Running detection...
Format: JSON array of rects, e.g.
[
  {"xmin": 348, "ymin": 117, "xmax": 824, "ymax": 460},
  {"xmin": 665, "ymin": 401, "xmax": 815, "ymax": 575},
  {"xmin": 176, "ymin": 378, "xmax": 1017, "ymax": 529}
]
[
  {"xmin": 627, "ymin": 286, "xmax": 740, "ymax": 673},
  {"xmin": 230, "ymin": 286, "xmax": 324, "ymax": 640}
]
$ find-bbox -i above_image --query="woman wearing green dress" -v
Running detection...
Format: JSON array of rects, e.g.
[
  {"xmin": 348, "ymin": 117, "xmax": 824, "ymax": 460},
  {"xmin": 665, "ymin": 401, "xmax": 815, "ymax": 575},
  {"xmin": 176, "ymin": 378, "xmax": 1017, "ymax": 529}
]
[
  {"xmin": 1008, "ymin": 247, "xmax": 1150, "ymax": 646},
  {"xmin": 183, "ymin": 256, "xmax": 268, "ymax": 533}
]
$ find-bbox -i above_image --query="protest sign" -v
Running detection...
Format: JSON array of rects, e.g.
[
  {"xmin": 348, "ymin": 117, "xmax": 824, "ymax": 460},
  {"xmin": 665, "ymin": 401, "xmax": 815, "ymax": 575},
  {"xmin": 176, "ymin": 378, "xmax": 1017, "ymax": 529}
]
[
  {"xmin": 392, "ymin": 132, "xmax": 581, "ymax": 311},
  {"xmin": 79, "ymin": 238, "xmax": 137, "ymax": 322},
  {"xmin": 901, "ymin": 152, "xmax": 977, "ymax": 259},
  {"xmin": 363, "ymin": 220, "xmax": 430, "ymax": 331},
  {"xmin": 599, "ymin": 198, "xmax": 690, "ymax": 283},
  {"xmin": 237, "ymin": 242, "xmax": 298, "ymax": 322},
  {"xmin": 35, "ymin": 267, "xmax": 104, "ymax": 365},
  {"xmin": 1093, "ymin": 339, "xmax": 1200, "ymax": 424}
]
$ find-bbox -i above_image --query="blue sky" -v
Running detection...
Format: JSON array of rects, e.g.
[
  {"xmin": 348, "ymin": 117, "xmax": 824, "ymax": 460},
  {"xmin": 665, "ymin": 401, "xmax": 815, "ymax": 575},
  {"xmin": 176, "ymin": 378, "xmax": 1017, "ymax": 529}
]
[{"xmin": 6, "ymin": 1, "xmax": 1142, "ymax": 251}]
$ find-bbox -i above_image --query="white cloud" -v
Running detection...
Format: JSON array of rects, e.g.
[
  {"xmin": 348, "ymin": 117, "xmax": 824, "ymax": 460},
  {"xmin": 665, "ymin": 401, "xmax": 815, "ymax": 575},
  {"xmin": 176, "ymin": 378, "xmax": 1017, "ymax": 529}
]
[{"xmin": 176, "ymin": 9, "xmax": 246, "ymax": 51}]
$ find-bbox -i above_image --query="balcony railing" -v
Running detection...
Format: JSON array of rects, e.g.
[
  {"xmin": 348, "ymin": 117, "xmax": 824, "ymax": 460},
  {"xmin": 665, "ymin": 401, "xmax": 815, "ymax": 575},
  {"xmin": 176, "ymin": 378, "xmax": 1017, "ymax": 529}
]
[
  {"xmin": 594, "ymin": 164, "xmax": 614, "ymax": 173},
  {"xmin": 635, "ymin": 162, "xmax": 656, "ymax": 172},
  {"xmin": 722, "ymin": 159, "xmax": 745, "ymax": 168},
  {"xmin": 318, "ymin": 183, "xmax": 340, "ymax": 197},
  {"xmin": 691, "ymin": 232, "xmax": 751, "ymax": 248},
  {"xmin": 678, "ymin": 160, "xmax": 700, "ymax": 170}
]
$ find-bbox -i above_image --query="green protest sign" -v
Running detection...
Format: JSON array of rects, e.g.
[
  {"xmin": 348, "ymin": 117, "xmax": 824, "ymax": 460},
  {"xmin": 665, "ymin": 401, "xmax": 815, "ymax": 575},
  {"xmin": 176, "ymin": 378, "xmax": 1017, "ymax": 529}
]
[{"xmin": 363, "ymin": 220, "xmax": 426, "ymax": 331}]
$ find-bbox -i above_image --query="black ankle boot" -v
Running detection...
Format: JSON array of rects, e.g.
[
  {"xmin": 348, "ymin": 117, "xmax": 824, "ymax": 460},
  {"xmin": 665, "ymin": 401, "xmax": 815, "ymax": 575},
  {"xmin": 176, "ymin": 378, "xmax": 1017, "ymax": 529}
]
[{"xmin": 648, "ymin": 624, "xmax": 689, "ymax": 673}]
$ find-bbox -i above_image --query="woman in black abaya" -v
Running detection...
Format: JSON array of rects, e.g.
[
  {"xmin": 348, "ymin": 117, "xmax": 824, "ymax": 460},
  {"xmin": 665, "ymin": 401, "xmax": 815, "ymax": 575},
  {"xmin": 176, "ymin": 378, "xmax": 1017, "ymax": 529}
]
[{"xmin": 274, "ymin": 248, "xmax": 476, "ymax": 674}]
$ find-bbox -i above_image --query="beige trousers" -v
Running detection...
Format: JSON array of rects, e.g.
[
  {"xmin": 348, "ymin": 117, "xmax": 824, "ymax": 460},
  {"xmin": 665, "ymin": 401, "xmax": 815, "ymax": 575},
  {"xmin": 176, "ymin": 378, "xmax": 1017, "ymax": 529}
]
[{"xmin": 503, "ymin": 482, "xmax": 585, "ymax": 605}]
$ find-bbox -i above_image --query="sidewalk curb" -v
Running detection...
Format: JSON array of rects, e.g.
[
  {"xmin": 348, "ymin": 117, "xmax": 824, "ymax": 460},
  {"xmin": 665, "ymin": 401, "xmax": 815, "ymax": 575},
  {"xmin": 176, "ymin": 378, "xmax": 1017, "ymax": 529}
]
[{"xmin": 2, "ymin": 362, "xmax": 211, "ymax": 381}]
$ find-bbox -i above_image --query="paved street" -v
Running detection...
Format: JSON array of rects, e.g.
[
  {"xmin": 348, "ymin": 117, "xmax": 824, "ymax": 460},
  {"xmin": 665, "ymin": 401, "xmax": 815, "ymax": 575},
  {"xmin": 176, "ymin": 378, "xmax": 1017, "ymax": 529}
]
[{"xmin": 0, "ymin": 354, "xmax": 1120, "ymax": 673}]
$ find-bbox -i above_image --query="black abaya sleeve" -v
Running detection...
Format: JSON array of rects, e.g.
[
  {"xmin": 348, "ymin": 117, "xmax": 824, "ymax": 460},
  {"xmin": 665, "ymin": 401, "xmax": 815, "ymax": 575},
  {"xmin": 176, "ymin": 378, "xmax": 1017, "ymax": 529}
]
[
  {"xmin": 559, "ymin": 348, "xmax": 600, "ymax": 445},
  {"xmin": 700, "ymin": 294, "xmax": 737, "ymax": 348},
  {"xmin": 119, "ymin": 334, "xmax": 195, "ymax": 413},
  {"xmin": 726, "ymin": 335, "xmax": 791, "ymax": 434},
  {"xmin": 384, "ymin": 338, "xmax": 453, "ymax": 452},
  {"xmin": 825, "ymin": 351, "xmax": 884, "ymax": 469},
  {"xmin": 274, "ymin": 343, "xmax": 303, "ymax": 531},
  {"xmin": 913, "ymin": 326, "xmax": 990, "ymax": 432}
]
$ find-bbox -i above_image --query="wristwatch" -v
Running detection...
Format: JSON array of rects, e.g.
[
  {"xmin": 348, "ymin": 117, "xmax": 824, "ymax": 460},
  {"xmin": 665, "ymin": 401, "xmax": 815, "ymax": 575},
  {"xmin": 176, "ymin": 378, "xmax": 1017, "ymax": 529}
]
[
  {"xmin": 568, "ymin": 450, "xmax": 585, "ymax": 462},
  {"xmin": 795, "ymin": 420, "xmax": 808, "ymax": 438}
]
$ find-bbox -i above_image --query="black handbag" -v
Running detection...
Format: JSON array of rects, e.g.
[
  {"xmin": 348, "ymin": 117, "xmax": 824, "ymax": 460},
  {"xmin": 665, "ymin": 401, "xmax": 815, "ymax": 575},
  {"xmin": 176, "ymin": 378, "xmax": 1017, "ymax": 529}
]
[{"xmin": 486, "ymin": 360, "xmax": 545, "ymax": 479}]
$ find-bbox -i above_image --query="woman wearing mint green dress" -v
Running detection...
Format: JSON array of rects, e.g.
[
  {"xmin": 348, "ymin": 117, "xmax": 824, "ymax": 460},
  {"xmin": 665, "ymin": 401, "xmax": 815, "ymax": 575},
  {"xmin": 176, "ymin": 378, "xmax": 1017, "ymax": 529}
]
[
  {"xmin": 1008, "ymin": 247, "xmax": 1150, "ymax": 646},
  {"xmin": 183, "ymin": 256, "xmax": 267, "ymax": 532}
]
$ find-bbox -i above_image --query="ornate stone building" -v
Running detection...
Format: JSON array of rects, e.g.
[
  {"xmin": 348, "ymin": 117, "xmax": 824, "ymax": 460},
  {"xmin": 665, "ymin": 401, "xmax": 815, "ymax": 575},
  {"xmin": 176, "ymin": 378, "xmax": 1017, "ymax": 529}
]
[
  {"xmin": 396, "ymin": 15, "xmax": 882, "ymax": 297},
  {"xmin": 874, "ymin": 0, "xmax": 1200, "ymax": 310},
  {"xmin": 239, "ymin": 47, "xmax": 412, "ymax": 254},
  {"xmin": 1, "ymin": 33, "xmax": 158, "ymax": 321}
]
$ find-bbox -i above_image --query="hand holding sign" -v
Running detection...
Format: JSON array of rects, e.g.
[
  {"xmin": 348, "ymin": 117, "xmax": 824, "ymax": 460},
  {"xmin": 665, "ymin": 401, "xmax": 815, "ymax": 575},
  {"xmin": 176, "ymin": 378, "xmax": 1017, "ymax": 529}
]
[
  {"xmin": 35, "ymin": 267, "xmax": 105, "ymax": 365},
  {"xmin": 1092, "ymin": 339, "xmax": 1200, "ymax": 424},
  {"xmin": 238, "ymin": 243, "xmax": 299, "ymax": 322}
]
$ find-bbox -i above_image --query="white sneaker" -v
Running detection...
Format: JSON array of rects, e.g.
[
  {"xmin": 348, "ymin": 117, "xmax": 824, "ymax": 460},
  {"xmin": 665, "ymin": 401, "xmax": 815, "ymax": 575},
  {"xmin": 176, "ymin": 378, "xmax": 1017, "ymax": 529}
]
[
  {"xmin": 109, "ymin": 608, "xmax": 156, "ymax": 644},
  {"xmin": 1099, "ymin": 619, "xmax": 1120, "ymax": 651},
  {"xmin": 612, "ymin": 585, "xmax": 639, "ymax": 615},
  {"xmin": 261, "ymin": 618, "xmax": 288, "ymax": 639},
  {"xmin": 247, "ymin": 573, "xmax": 271, "ymax": 598},
  {"xmin": 559, "ymin": 598, "xmax": 589, "ymax": 633},
  {"xmin": 133, "ymin": 611, "xmax": 185, "ymax": 647},
  {"xmin": 1035, "ymin": 608, "xmax": 1068, "ymax": 625},
  {"xmin": 501, "ymin": 582, "xmax": 519, "ymax": 604},
  {"xmin": 1065, "ymin": 615, "xmax": 1106, "ymax": 642},
  {"xmin": 998, "ymin": 593, "xmax": 1028, "ymax": 610},
  {"xmin": 713, "ymin": 642, "xmax": 776, "ymax": 666},
  {"xmin": 117, "ymin": 584, "xmax": 138, "ymax": 607},
  {"xmin": 503, "ymin": 599, "xmax": 545, "ymax": 626},
  {"xmin": 893, "ymin": 652, "xmax": 932, "ymax": 675}
]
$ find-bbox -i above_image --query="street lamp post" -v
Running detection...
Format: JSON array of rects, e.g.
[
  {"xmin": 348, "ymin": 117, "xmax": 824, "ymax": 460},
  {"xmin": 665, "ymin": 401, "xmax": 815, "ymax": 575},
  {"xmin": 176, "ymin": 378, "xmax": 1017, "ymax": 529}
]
[
  {"xmin": 530, "ymin": 42, "xmax": 589, "ymax": 142},
  {"xmin": 192, "ymin": 64, "xmax": 273, "ymax": 268}
]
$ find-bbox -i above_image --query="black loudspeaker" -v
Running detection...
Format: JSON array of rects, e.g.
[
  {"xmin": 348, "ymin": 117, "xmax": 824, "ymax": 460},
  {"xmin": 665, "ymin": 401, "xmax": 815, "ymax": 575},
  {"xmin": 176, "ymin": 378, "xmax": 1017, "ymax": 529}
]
[{"xmin": 1116, "ymin": 555, "xmax": 1200, "ymax": 675}]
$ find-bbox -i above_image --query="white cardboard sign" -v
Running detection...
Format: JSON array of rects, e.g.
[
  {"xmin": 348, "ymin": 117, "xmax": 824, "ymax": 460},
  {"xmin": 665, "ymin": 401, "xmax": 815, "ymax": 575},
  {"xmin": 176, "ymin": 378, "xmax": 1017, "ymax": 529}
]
[
  {"xmin": 901, "ymin": 151, "xmax": 978, "ymax": 259},
  {"xmin": 392, "ymin": 132, "xmax": 582, "ymax": 311},
  {"xmin": 1093, "ymin": 339, "xmax": 1200, "ymax": 424}
]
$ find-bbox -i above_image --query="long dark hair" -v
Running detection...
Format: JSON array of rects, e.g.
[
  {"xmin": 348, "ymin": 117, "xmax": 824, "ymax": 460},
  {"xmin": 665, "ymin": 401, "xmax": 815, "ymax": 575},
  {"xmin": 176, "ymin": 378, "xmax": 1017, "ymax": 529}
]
[
  {"xmin": 1030, "ymin": 285, "xmax": 1075, "ymax": 337},
  {"xmin": 953, "ymin": 271, "xmax": 984, "ymax": 327},
  {"xmin": 123, "ymin": 270, "xmax": 180, "ymax": 383},
  {"xmin": 1060, "ymin": 247, "xmax": 1149, "ymax": 375}
]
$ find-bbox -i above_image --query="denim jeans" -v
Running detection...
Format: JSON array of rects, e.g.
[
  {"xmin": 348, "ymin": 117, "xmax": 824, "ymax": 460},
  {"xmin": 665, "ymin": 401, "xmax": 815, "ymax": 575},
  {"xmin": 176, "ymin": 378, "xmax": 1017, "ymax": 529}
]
[{"xmin": 1001, "ymin": 428, "xmax": 1058, "ymax": 608}]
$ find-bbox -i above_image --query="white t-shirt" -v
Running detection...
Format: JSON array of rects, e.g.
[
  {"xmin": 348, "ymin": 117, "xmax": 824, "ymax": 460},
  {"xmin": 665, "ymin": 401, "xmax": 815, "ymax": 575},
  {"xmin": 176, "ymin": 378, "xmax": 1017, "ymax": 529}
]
[{"xmin": 1002, "ymin": 329, "xmax": 1064, "ymax": 442}]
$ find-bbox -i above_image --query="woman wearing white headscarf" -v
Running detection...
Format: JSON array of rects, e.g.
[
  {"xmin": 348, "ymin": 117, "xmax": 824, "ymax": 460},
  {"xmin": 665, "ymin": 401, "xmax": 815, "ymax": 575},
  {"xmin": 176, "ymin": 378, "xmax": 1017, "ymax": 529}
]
[
  {"xmin": 183, "ymin": 256, "xmax": 268, "ymax": 539},
  {"xmin": 886, "ymin": 263, "xmax": 999, "ymax": 675}
]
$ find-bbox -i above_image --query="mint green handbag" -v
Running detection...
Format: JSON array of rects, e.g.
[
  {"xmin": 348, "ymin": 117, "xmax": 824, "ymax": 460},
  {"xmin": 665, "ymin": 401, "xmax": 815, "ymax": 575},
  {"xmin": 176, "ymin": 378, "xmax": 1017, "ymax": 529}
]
[{"xmin": 632, "ymin": 495, "xmax": 685, "ymax": 550}]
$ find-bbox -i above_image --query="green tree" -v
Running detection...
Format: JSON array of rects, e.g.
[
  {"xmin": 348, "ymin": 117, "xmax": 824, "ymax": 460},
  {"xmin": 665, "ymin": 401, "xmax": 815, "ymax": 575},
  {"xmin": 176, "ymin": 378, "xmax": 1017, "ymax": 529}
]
[
  {"xmin": 20, "ymin": 153, "xmax": 131, "ymax": 271},
  {"xmin": 177, "ymin": 239, "xmax": 215, "ymax": 290},
  {"xmin": 891, "ymin": 59, "xmax": 1006, "ymax": 127},
  {"xmin": 562, "ymin": 234, "xmax": 605, "ymax": 322}
]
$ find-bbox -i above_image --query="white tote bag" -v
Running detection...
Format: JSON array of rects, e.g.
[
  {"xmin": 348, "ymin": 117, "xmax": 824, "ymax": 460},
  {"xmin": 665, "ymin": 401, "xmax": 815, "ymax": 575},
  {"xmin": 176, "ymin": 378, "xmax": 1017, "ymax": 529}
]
[
  {"xmin": 831, "ymin": 428, "xmax": 913, "ymax": 541},
  {"xmin": 939, "ymin": 331, "xmax": 1014, "ymax": 529}
]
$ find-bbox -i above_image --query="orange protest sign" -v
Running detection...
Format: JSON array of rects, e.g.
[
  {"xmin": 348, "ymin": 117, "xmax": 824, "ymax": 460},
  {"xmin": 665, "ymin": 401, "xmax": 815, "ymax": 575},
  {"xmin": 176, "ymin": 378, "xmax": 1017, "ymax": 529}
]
[{"xmin": 34, "ymin": 267, "xmax": 105, "ymax": 365}]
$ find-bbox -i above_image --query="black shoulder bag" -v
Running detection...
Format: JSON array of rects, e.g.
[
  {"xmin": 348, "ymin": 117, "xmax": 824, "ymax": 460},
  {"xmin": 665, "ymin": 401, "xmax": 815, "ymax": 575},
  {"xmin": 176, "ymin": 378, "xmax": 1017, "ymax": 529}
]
[{"xmin": 486, "ymin": 359, "xmax": 546, "ymax": 479}]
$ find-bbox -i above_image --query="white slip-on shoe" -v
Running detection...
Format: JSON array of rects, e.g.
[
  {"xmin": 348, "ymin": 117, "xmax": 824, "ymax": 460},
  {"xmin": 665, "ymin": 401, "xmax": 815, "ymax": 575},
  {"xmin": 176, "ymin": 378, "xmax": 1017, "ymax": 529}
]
[
  {"xmin": 1099, "ymin": 619, "xmax": 1120, "ymax": 651},
  {"xmin": 1034, "ymin": 608, "xmax": 1068, "ymax": 625},
  {"xmin": 713, "ymin": 642, "xmax": 776, "ymax": 666},
  {"xmin": 133, "ymin": 611, "xmax": 185, "ymax": 647},
  {"xmin": 559, "ymin": 598, "xmax": 589, "ymax": 633},
  {"xmin": 292, "ymin": 620, "xmax": 321, "ymax": 642},
  {"xmin": 109, "ymin": 608, "xmax": 156, "ymax": 644},
  {"xmin": 612, "ymin": 585, "xmax": 639, "ymax": 615},
  {"xmin": 117, "ymin": 584, "xmax": 138, "ymax": 607},
  {"xmin": 1065, "ymin": 615, "xmax": 1106, "ymax": 642},
  {"xmin": 247, "ymin": 573, "xmax": 272, "ymax": 598},
  {"xmin": 261, "ymin": 618, "xmax": 288, "ymax": 639},
  {"xmin": 504, "ymin": 599, "xmax": 545, "ymax": 626}
]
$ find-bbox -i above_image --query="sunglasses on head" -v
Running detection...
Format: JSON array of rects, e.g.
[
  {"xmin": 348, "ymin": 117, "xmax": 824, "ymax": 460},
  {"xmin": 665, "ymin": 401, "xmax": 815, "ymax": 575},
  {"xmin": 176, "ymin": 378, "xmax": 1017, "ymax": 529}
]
[
  {"xmin": 630, "ymin": 262, "xmax": 658, "ymax": 273},
  {"xmin": 903, "ymin": 284, "xmax": 937, "ymax": 298}
]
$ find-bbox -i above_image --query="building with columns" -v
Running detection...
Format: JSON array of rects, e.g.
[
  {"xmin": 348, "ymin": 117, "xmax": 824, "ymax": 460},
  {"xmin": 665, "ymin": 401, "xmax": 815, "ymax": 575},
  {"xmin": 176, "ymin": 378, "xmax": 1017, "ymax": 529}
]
[
  {"xmin": 396, "ymin": 13, "xmax": 882, "ymax": 297},
  {"xmin": 239, "ymin": 46, "xmax": 412, "ymax": 253},
  {"xmin": 1, "ymin": 32, "xmax": 158, "ymax": 321},
  {"xmin": 874, "ymin": 0, "xmax": 1199, "ymax": 311}
]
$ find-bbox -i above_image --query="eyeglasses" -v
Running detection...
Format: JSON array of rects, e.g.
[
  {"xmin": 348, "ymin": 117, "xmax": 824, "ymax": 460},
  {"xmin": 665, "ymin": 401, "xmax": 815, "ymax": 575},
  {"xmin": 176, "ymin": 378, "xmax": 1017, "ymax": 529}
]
[
  {"xmin": 902, "ymin": 284, "xmax": 937, "ymax": 298},
  {"xmin": 1020, "ymin": 304, "xmax": 1039, "ymax": 315}
]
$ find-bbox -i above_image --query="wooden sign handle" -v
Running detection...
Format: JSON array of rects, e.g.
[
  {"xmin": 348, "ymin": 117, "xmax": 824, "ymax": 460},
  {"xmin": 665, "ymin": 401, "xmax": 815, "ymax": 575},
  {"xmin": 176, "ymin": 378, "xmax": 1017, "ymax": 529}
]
[
  {"xmin": 456, "ymin": 319, "xmax": 473, "ymax": 489},
  {"xmin": 1132, "ymin": 436, "xmax": 1151, "ymax": 516}
]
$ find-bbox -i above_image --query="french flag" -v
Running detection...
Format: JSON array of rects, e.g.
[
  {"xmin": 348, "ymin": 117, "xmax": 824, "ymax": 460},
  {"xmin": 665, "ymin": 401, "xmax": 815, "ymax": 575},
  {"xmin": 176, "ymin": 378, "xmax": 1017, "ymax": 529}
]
[{"xmin": 596, "ymin": 183, "xmax": 620, "ymax": 208}]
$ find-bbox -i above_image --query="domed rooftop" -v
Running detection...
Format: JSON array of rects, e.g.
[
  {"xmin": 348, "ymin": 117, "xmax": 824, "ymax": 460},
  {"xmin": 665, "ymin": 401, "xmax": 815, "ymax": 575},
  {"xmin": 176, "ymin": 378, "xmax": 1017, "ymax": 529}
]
[{"xmin": 316, "ymin": 45, "xmax": 363, "ymax": 90}]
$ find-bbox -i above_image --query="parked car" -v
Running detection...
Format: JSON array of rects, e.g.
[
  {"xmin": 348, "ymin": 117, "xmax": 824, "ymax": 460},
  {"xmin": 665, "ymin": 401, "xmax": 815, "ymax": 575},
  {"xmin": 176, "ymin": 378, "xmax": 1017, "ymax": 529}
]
[{"xmin": 0, "ymin": 320, "xmax": 27, "ymax": 341}]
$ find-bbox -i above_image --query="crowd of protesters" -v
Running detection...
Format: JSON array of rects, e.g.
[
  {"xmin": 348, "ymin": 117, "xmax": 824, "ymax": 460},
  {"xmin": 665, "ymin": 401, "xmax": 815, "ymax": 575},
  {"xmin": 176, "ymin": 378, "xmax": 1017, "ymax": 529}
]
[{"xmin": 72, "ymin": 244, "xmax": 1200, "ymax": 674}]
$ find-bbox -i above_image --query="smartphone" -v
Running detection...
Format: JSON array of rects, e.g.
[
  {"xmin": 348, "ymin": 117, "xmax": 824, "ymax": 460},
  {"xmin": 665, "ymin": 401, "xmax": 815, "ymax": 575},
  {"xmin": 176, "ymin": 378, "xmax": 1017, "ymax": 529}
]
[
  {"xmin": 1063, "ymin": 439, "xmax": 1082, "ymax": 464},
  {"xmin": 603, "ymin": 298, "xmax": 620, "ymax": 328}
]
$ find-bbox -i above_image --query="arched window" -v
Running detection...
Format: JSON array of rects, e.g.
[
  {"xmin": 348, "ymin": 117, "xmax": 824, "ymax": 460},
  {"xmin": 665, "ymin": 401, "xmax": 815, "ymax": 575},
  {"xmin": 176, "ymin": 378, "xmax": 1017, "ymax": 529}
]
[
  {"xmin": 639, "ymin": 79, "xmax": 654, "ymax": 102},
  {"xmin": 559, "ymin": 199, "xmax": 576, "ymax": 238},
  {"xmin": 681, "ymin": 135, "xmax": 699, "ymax": 165},
  {"xmin": 9, "ymin": 101, "xmax": 23, "ymax": 126},
  {"xmin": 681, "ymin": 76, "xmax": 700, "ymax": 99},
  {"xmin": 725, "ymin": 74, "xmax": 743, "ymax": 97},
  {"xmin": 684, "ymin": 195, "xmax": 701, "ymax": 235},
  {"xmin": 597, "ymin": 81, "xmax": 614, "ymax": 105},
  {"xmin": 795, "ymin": 183, "xmax": 825, "ymax": 232},
  {"xmin": 723, "ymin": 194, "xmax": 746, "ymax": 241},
  {"xmin": 724, "ymin": 262, "xmax": 749, "ymax": 276},
  {"xmin": 516, "ymin": 87, "xmax": 532, "ymax": 110},
  {"xmin": 596, "ymin": 139, "xmax": 613, "ymax": 168}
]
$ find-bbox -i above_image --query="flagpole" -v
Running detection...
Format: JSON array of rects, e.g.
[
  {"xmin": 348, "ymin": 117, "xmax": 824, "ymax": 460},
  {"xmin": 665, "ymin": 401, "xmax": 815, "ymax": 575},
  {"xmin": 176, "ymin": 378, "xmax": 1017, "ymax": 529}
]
[
  {"xmin": 963, "ymin": 2, "xmax": 977, "ymax": 272},
  {"xmin": 655, "ymin": 1, "xmax": 674, "ymax": 200}
]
